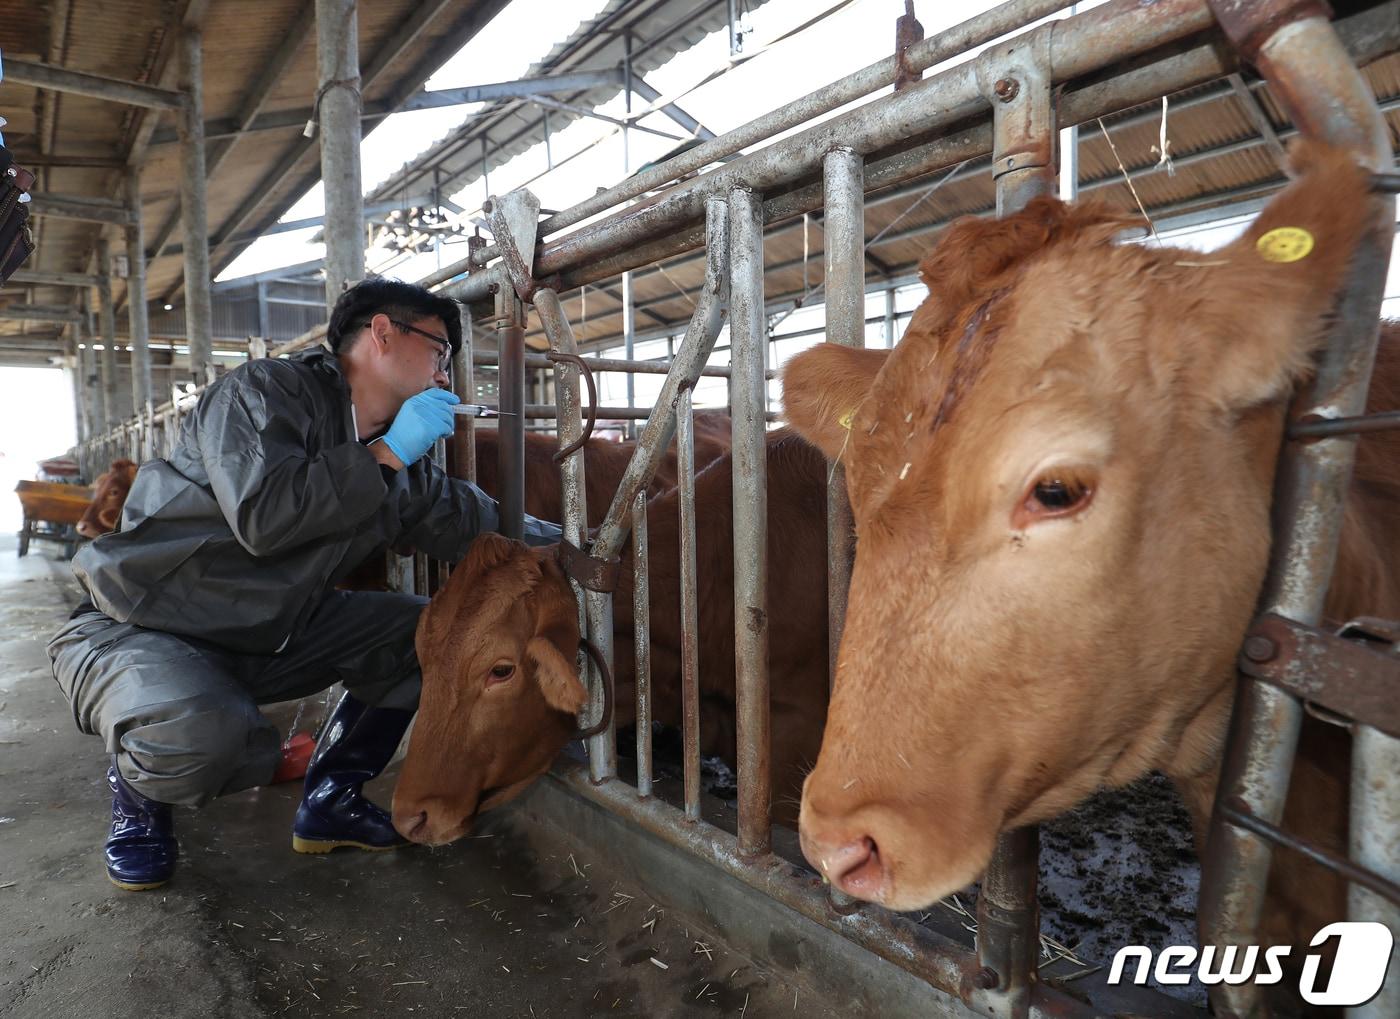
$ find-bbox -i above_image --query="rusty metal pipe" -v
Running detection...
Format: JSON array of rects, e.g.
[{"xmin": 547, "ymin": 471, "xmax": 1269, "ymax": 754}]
[
  {"xmin": 677, "ymin": 390, "xmax": 702, "ymax": 821},
  {"xmin": 821, "ymin": 147, "xmax": 864, "ymax": 693},
  {"xmin": 632, "ymin": 490, "xmax": 653, "ymax": 800},
  {"xmin": 494, "ymin": 292, "xmax": 527, "ymax": 541},
  {"xmin": 728, "ymin": 185, "xmax": 772, "ymax": 859},
  {"xmin": 587, "ymin": 199, "xmax": 730, "ymax": 563},
  {"xmin": 1198, "ymin": 7, "xmax": 1397, "ymax": 1019}
]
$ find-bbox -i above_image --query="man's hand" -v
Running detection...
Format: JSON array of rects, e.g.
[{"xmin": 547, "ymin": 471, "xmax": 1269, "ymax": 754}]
[{"xmin": 381, "ymin": 388, "xmax": 459, "ymax": 467}]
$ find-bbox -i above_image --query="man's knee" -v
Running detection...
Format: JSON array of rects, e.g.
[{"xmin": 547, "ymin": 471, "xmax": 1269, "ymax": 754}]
[{"xmin": 116, "ymin": 692, "xmax": 279, "ymax": 807}]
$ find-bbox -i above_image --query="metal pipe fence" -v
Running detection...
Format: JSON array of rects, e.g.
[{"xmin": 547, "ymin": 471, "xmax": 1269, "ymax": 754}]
[
  {"xmin": 65, "ymin": 1, "xmax": 1400, "ymax": 1015},
  {"xmin": 452, "ymin": 3, "xmax": 1399, "ymax": 1018}
]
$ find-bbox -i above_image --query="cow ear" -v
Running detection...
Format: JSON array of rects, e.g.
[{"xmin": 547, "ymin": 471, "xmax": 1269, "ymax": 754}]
[
  {"xmin": 1187, "ymin": 141, "xmax": 1385, "ymax": 411},
  {"xmin": 526, "ymin": 636, "xmax": 587, "ymax": 714},
  {"xmin": 781, "ymin": 345, "xmax": 890, "ymax": 459}
]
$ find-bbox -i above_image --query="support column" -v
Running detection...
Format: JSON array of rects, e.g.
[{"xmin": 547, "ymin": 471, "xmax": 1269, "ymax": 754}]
[
  {"xmin": 728, "ymin": 184, "xmax": 770, "ymax": 859},
  {"xmin": 494, "ymin": 288, "xmax": 526, "ymax": 541},
  {"xmin": 79, "ymin": 293, "xmax": 101, "ymax": 442},
  {"xmin": 622, "ymin": 270, "xmax": 636, "ymax": 438},
  {"xmin": 125, "ymin": 167, "xmax": 153, "ymax": 415},
  {"xmin": 821, "ymin": 147, "xmax": 864, "ymax": 690},
  {"xmin": 177, "ymin": 26, "xmax": 214, "ymax": 386},
  {"xmin": 96, "ymin": 236, "xmax": 119, "ymax": 428},
  {"xmin": 316, "ymin": 0, "xmax": 365, "ymax": 309}
]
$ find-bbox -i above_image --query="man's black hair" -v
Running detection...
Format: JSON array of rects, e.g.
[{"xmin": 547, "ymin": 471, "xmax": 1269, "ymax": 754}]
[{"xmin": 327, "ymin": 276, "xmax": 462, "ymax": 356}]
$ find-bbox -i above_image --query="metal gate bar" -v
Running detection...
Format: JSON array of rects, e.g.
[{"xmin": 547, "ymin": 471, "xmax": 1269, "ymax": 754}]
[
  {"xmin": 729, "ymin": 184, "xmax": 773, "ymax": 859},
  {"xmin": 1195, "ymin": 5, "xmax": 1398, "ymax": 1019}
]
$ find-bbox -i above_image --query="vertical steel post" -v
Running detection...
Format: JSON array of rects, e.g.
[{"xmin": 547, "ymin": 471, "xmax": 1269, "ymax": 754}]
[
  {"xmin": 78, "ymin": 294, "xmax": 99, "ymax": 444},
  {"xmin": 971, "ymin": 28, "xmax": 1056, "ymax": 1019},
  {"xmin": 494, "ymin": 289, "xmax": 526, "ymax": 540},
  {"xmin": 632, "ymin": 489, "xmax": 653, "ymax": 799},
  {"xmin": 534, "ymin": 287, "xmax": 605, "ymax": 759},
  {"xmin": 67, "ymin": 339, "xmax": 85, "ymax": 446},
  {"xmin": 883, "ymin": 286, "xmax": 896, "ymax": 348},
  {"xmin": 315, "ymin": 0, "xmax": 365, "ymax": 308},
  {"xmin": 822, "ymin": 147, "xmax": 863, "ymax": 692},
  {"xmin": 125, "ymin": 168, "xmax": 153, "ymax": 416},
  {"xmin": 96, "ymin": 237, "xmax": 119, "ymax": 430},
  {"xmin": 677, "ymin": 388, "xmax": 702, "ymax": 820},
  {"xmin": 1196, "ymin": 8, "xmax": 1397, "ymax": 1019},
  {"xmin": 728, "ymin": 184, "xmax": 770, "ymax": 858},
  {"xmin": 1351, "ymin": 721, "xmax": 1400, "ymax": 1019},
  {"xmin": 623, "ymin": 270, "xmax": 636, "ymax": 439},
  {"xmin": 177, "ymin": 26, "xmax": 214, "ymax": 386},
  {"xmin": 452, "ymin": 304, "xmax": 477, "ymax": 484}
]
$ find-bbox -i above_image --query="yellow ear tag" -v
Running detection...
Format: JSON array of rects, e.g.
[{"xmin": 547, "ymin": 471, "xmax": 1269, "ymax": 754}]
[
  {"xmin": 1257, "ymin": 227, "xmax": 1314, "ymax": 264},
  {"xmin": 837, "ymin": 410, "xmax": 855, "ymax": 431}
]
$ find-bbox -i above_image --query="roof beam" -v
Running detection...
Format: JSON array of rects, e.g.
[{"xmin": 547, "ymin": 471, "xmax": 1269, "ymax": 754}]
[
  {"xmin": 29, "ymin": 195, "xmax": 136, "ymax": 225},
  {"xmin": 2, "ymin": 58, "xmax": 185, "ymax": 110},
  {"xmin": 166, "ymin": 0, "xmax": 511, "ymax": 305},
  {"xmin": 1226, "ymin": 72, "xmax": 1289, "ymax": 167},
  {"xmin": 9, "ymin": 269, "xmax": 104, "ymax": 287},
  {"xmin": 147, "ymin": 2, "xmax": 318, "ymax": 260},
  {"xmin": 0, "ymin": 306, "xmax": 85, "ymax": 323},
  {"xmin": 630, "ymin": 76, "xmax": 715, "ymax": 141},
  {"xmin": 151, "ymin": 68, "xmax": 625, "ymax": 146}
]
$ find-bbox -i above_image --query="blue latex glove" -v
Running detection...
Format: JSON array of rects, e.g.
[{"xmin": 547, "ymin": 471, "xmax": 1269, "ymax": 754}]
[{"xmin": 381, "ymin": 388, "xmax": 459, "ymax": 465}]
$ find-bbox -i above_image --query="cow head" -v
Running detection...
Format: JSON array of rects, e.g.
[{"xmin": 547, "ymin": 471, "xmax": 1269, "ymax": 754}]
[
  {"xmin": 77, "ymin": 459, "xmax": 138, "ymax": 539},
  {"xmin": 781, "ymin": 143, "xmax": 1385, "ymax": 910},
  {"xmin": 392, "ymin": 533, "xmax": 586, "ymax": 845}
]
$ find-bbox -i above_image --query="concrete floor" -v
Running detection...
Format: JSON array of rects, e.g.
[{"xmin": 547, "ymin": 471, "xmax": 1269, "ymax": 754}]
[{"xmin": 0, "ymin": 536, "xmax": 829, "ymax": 1019}]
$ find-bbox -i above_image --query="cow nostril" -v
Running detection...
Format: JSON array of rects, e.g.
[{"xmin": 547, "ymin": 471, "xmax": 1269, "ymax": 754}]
[
  {"xmin": 397, "ymin": 811, "xmax": 428, "ymax": 842},
  {"xmin": 829, "ymin": 836, "xmax": 885, "ymax": 898}
]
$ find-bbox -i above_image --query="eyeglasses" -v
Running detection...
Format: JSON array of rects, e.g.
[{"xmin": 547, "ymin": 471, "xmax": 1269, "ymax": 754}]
[{"xmin": 389, "ymin": 318, "xmax": 452, "ymax": 374}]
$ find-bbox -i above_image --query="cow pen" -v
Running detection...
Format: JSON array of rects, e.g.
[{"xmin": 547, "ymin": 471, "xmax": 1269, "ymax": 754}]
[{"xmin": 60, "ymin": 0, "xmax": 1400, "ymax": 1016}]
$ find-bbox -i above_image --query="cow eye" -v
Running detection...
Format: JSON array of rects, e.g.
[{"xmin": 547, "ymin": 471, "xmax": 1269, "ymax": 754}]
[
  {"xmin": 1015, "ymin": 472, "xmax": 1094, "ymax": 527},
  {"xmin": 487, "ymin": 662, "xmax": 516, "ymax": 684}
]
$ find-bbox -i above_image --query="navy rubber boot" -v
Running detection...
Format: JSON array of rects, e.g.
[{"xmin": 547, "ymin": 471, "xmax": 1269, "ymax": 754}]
[
  {"xmin": 291, "ymin": 692, "xmax": 414, "ymax": 854},
  {"xmin": 105, "ymin": 761, "xmax": 177, "ymax": 891}
]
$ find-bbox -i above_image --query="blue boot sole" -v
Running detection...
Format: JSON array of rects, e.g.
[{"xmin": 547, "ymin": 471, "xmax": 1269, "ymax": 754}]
[{"xmin": 291, "ymin": 833, "xmax": 407, "ymax": 854}]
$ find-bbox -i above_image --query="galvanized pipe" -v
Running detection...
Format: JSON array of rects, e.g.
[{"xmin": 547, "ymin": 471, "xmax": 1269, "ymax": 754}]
[
  {"xmin": 470, "ymin": 349, "xmax": 772, "ymax": 381},
  {"xmin": 588, "ymin": 198, "xmax": 730, "ymax": 561},
  {"xmin": 969, "ymin": 32, "xmax": 1059, "ymax": 1019},
  {"xmin": 632, "ymin": 489, "xmax": 653, "ymax": 800},
  {"xmin": 533, "ymin": 287, "xmax": 608, "ymax": 752},
  {"xmin": 176, "ymin": 27, "xmax": 214, "ymax": 387},
  {"xmin": 528, "ymin": 0, "xmax": 1081, "ymax": 245},
  {"xmin": 821, "ymin": 147, "xmax": 863, "ymax": 691},
  {"xmin": 124, "ymin": 168, "xmax": 153, "ymax": 416},
  {"xmin": 451, "ymin": 305, "xmax": 476, "ymax": 484},
  {"xmin": 677, "ymin": 389, "xmax": 702, "ymax": 821},
  {"xmin": 448, "ymin": 0, "xmax": 1218, "ymax": 303},
  {"xmin": 495, "ymin": 293, "xmax": 527, "ymax": 541},
  {"xmin": 1349, "ymin": 722, "xmax": 1400, "ymax": 1019},
  {"xmin": 315, "ymin": 0, "xmax": 366, "ymax": 308},
  {"xmin": 728, "ymin": 185, "xmax": 771, "ymax": 859},
  {"xmin": 1197, "ymin": 8, "xmax": 1397, "ymax": 1019}
]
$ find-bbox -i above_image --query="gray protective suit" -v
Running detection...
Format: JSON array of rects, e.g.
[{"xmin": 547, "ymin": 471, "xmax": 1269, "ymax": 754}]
[{"xmin": 49, "ymin": 347, "xmax": 560, "ymax": 805}]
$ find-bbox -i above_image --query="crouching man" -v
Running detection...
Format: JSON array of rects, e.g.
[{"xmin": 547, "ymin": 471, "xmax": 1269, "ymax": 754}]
[{"xmin": 49, "ymin": 277, "xmax": 560, "ymax": 890}]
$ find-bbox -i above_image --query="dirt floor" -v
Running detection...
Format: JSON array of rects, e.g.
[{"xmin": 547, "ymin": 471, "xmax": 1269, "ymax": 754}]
[{"xmin": 0, "ymin": 537, "xmax": 828, "ymax": 1019}]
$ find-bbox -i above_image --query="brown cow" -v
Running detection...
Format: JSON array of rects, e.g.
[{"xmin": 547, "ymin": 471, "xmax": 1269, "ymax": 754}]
[
  {"xmin": 76, "ymin": 459, "xmax": 138, "ymax": 539},
  {"xmin": 464, "ymin": 408, "xmax": 732, "ymax": 525},
  {"xmin": 392, "ymin": 429, "xmax": 832, "ymax": 845},
  {"xmin": 780, "ymin": 142, "xmax": 1398, "ymax": 969}
]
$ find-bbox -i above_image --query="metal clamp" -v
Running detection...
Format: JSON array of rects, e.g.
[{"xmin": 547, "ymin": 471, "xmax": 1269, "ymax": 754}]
[
  {"xmin": 555, "ymin": 537, "xmax": 622, "ymax": 594},
  {"xmin": 974, "ymin": 23, "xmax": 1055, "ymax": 187},
  {"xmin": 1237, "ymin": 612, "xmax": 1400, "ymax": 738}
]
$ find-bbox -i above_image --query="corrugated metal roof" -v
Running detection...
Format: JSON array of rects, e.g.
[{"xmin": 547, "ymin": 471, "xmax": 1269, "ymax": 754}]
[{"xmin": 364, "ymin": 0, "xmax": 777, "ymax": 207}]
